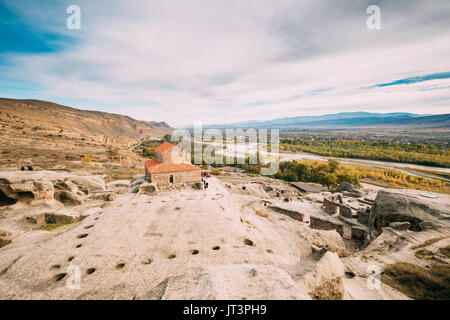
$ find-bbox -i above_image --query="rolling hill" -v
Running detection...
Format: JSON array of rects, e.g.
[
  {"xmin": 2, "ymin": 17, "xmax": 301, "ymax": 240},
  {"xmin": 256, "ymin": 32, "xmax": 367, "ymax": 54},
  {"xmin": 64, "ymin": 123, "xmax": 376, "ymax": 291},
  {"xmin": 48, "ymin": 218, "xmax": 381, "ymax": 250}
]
[{"xmin": 0, "ymin": 98, "xmax": 172, "ymax": 140}]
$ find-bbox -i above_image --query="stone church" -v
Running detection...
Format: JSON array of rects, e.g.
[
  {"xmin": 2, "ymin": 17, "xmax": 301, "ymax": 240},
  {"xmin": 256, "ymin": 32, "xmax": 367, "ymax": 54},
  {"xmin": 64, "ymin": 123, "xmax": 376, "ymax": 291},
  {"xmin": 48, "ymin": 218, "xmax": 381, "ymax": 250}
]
[{"xmin": 144, "ymin": 142, "xmax": 201, "ymax": 185}]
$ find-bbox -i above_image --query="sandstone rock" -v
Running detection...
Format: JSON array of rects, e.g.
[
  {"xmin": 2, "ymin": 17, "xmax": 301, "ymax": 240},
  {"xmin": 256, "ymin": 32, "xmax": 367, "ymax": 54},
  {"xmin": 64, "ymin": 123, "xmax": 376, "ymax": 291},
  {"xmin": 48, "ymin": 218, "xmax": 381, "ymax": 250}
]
[
  {"xmin": 419, "ymin": 221, "xmax": 437, "ymax": 231},
  {"xmin": 54, "ymin": 180, "xmax": 79, "ymax": 194},
  {"xmin": 0, "ymin": 230, "xmax": 54, "ymax": 273},
  {"xmin": 44, "ymin": 212, "xmax": 76, "ymax": 224},
  {"xmin": 106, "ymin": 180, "xmax": 131, "ymax": 191},
  {"xmin": 338, "ymin": 182, "xmax": 364, "ymax": 197},
  {"xmin": 337, "ymin": 182, "xmax": 356, "ymax": 192},
  {"xmin": 107, "ymin": 180, "xmax": 130, "ymax": 188},
  {"xmin": 143, "ymin": 265, "xmax": 311, "ymax": 300},
  {"xmin": 89, "ymin": 191, "xmax": 116, "ymax": 201},
  {"xmin": 25, "ymin": 214, "xmax": 46, "ymax": 225},
  {"xmin": 312, "ymin": 229, "xmax": 347, "ymax": 257},
  {"xmin": 130, "ymin": 178, "xmax": 145, "ymax": 190},
  {"xmin": 0, "ymin": 175, "xmax": 54, "ymax": 205},
  {"xmin": 0, "ymin": 238, "xmax": 12, "ymax": 248},
  {"xmin": 298, "ymin": 251, "xmax": 345, "ymax": 300},
  {"xmin": 139, "ymin": 182, "xmax": 158, "ymax": 195},
  {"xmin": 68, "ymin": 176, "xmax": 106, "ymax": 194},
  {"xmin": 54, "ymin": 190, "xmax": 83, "ymax": 206},
  {"xmin": 369, "ymin": 190, "xmax": 449, "ymax": 234},
  {"xmin": 388, "ymin": 222, "xmax": 410, "ymax": 231}
]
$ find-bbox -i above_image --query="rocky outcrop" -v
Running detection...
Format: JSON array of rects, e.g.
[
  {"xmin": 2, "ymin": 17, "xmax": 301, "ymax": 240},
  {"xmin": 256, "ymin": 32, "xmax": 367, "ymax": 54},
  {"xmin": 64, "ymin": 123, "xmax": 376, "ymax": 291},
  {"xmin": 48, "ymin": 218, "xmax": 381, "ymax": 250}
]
[
  {"xmin": 337, "ymin": 182, "xmax": 363, "ymax": 198},
  {"xmin": 68, "ymin": 176, "xmax": 105, "ymax": 194},
  {"xmin": 139, "ymin": 182, "xmax": 158, "ymax": 195},
  {"xmin": 54, "ymin": 190, "xmax": 83, "ymax": 206},
  {"xmin": 0, "ymin": 172, "xmax": 109, "ymax": 208},
  {"xmin": 369, "ymin": 190, "xmax": 449, "ymax": 234},
  {"xmin": 0, "ymin": 231, "xmax": 55, "ymax": 273},
  {"xmin": 298, "ymin": 251, "xmax": 345, "ymax": 300},
  {"xmin": 0, "ymin": 176, "xmax": 54, "ymax": 205},
  {"xmin": 388, "ymin": 222, "xmax": 411, "ymax": 231},
  {"xmin": 106, "ymin": 180, "xmax": 130, "ymax": 192}
]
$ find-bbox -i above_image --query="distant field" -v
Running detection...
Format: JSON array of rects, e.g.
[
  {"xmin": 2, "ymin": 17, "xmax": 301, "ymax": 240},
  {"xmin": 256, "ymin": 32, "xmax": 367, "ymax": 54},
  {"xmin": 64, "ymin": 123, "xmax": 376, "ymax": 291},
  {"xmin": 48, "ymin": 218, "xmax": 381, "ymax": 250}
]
[{"xmin": 280, "ymin": 139, "xmax": 450, "ymax": 168}]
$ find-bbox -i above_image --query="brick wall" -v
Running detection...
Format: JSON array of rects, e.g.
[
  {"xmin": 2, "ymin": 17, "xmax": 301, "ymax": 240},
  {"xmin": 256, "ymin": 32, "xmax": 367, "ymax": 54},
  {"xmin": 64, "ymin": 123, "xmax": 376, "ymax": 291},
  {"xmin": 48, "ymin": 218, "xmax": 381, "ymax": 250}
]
[{"xmin": 151, "ymin": 170, "xmax": 201, "ymax": 185}]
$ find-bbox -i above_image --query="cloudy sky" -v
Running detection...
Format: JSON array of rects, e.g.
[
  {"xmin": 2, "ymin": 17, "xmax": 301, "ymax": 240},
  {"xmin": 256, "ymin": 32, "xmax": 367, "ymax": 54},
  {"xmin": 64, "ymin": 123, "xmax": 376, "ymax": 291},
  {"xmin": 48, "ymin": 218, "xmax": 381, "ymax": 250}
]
[{"xmin": 1, "ymin": 0, "xmax": 449, "ymax": 127}]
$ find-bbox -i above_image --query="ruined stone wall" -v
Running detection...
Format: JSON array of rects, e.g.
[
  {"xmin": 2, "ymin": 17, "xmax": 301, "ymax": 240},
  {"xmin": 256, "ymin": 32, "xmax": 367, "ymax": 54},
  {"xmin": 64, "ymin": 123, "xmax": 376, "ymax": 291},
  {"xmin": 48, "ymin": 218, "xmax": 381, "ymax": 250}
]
[
  {"xmin": 268, "ymin": 205, "xmax": 304, "ymax": 222},
  {"xmin": 357, "ymin": 210, "xmax": 370, "ymax": 225},
  {"xmin": 323, "ymin": 194, "xmax": 353, "ymax": 218},
  {"xmin": 151, "ymin": 170, "xmax": 201, "ymax": 185},
  {"xmin": 310, "ymin": 216, "xmax": 344, "ymax": 235}
]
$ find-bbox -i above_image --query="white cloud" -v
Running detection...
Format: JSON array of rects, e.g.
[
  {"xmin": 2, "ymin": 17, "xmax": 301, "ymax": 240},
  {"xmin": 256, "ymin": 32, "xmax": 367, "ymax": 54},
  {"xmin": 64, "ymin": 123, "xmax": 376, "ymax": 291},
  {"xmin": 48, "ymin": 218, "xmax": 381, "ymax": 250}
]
[{"xmin": 2, "ymin": 0, "xmax": 450, "ymax": 126}]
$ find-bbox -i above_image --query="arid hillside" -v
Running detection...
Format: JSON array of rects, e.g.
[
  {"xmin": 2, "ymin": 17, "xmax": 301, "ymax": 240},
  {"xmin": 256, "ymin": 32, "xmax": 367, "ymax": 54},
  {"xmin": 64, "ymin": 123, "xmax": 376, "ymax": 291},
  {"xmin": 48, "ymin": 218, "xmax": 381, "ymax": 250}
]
[
  {"xmin": 0, "ymin": 98, "xmax": 172, "ymax": 175},
  {"xmin": 0, "ymin": 98, "xmax": 172, "ymax": 139}
]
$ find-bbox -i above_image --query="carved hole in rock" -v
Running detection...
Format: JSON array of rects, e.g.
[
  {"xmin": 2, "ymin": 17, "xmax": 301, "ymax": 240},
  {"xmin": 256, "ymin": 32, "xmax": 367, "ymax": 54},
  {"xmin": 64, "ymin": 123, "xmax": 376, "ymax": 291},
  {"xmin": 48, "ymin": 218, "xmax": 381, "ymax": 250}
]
[
  {"xmin": 212, "ymin": 246, "xmax": 220, "ymax": 250},
  {"xmin": 167, "ymin": 254, "xmax": 176, "ymax": 259},
  {"xmin": 244, "ymin": 239, "xmax": 254, "ymax": 246},
  {"xmin": 191, "ymin": 250, "xmax": 199, "ymax": 255},
  {"xmin": 54, "ymin": 273, "xmax": 67, "ymax": 282},
  {"xmin": 142, "ymin": 259, "xmax": 152, "ymax": 265},
  {"xmin": 78, "ymin": 234, "xmax": 88, "ymax": 239},
  {"xmin": 0, "ymin": 190, "xmax": 17, "ymax": 206},
  {"xmin": 86, "ymin": 268, "xmax": 96, "ymax": 274},
  {"xmin": 50, "ymin": 264, "xmax": 61, "ymax": 270},
  {"xmin": 115, "ymin": 263, "xmax": 125, "ymax": 269},
  {"xmin": 68, "ymin": 256, "xmax": 75, "ymax": 262},
  {"xmin": 95, "ymin": 217, "xmax": 99, "ymax": 220},
  {"xmin": 345, "ymin": 271, "xmax": 356, "ymax": 279},
  {"xmin": 84, "ymin": 225, "xmax": 94, "ymax": 229},
  {"xmin": 76, "ymin": 244, "xmax": 82, "ymax": 248},
  {"xmin": 266, "ymin": 249, "xmax": 273, "ymax": 253},
  {"xmin": 17, "ymin": 191, "xmax": 34, "ymax": 203}
]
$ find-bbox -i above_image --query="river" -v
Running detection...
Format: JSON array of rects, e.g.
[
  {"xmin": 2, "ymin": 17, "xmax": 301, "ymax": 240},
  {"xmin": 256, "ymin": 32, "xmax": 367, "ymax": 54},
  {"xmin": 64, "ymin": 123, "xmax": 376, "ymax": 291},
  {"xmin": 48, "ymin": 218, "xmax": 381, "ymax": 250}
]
[{"xmin": 196, "ymin": 141, "xmax": 450, "ymax": 183}]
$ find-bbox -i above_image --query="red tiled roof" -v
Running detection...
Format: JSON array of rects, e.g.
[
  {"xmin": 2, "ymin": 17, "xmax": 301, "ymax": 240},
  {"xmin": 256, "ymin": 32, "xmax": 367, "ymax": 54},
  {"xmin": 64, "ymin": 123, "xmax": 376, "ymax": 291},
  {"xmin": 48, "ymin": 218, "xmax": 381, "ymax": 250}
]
[
  {"xmin": 155, "ymin": 142, "xmax": 175, "ymax": 154},
  {"xmin": 145, "ymin": 159, "xmax": 201, "ymax": 174}
]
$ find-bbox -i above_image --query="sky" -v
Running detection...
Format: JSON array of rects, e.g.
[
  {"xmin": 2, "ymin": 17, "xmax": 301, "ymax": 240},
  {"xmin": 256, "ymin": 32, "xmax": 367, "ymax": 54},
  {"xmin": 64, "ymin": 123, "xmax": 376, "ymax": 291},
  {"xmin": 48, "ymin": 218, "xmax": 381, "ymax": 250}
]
[{"xmin": 0, "ymin": 0, "xmax": 449, "ymax": 127}]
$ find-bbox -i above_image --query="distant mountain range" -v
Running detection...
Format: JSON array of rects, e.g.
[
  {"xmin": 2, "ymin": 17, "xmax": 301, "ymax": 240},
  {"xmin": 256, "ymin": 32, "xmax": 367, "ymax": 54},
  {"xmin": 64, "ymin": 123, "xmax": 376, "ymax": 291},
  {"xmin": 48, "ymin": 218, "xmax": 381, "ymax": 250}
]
[
  {"xmin": 0, "ymin": 98, "xmax": 172, "ymax": 140},
  {"xmin": 204, "ymin": 112, "xmax": 450, "ymax": 130}
]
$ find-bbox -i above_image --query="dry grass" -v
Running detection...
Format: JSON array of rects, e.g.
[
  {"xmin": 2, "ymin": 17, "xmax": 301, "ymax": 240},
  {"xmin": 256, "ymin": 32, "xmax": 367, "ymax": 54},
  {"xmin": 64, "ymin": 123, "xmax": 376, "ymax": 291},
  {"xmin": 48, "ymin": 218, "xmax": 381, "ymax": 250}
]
[
  {"xmin": 311, "ymin": 277, "xmax": 344, "ymax": 300},
  {"xmin": 255, "ymin": 210, "xmax": 269, "ymax": 218},
  {"xmin": 411, "ymin": 237, "xmax": 447, "ymax": 250},
  {"xmin": 382, "ymin": 262, "xmax": 450, "ymax": 300},
  {"xmin": 39, "ymin": 222, "xmax": 74, "ymax": 231},
  {"xmin": 438, "ymin": 246, "xmax": 450, "ymax": 258}
]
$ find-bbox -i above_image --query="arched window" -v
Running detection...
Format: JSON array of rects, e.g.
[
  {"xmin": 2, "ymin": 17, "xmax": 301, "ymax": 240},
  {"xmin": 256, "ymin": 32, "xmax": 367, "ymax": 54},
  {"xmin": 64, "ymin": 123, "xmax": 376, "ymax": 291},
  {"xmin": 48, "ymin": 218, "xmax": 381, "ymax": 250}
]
[{"xmin": 169, "ymin": 175, "xmax": 174, "ymax": 183}]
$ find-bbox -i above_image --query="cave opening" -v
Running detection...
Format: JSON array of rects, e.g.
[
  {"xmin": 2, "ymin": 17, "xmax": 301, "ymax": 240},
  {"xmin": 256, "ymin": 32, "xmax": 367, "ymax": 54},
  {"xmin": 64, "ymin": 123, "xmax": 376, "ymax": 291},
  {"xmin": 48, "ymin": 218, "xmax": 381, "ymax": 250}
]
[
  {"xmin": 17, "ymin": 191, "xmax": 34, "ymax": 203},
  {"xmin": 0, "ymin": 189, "xmax": 17, "ymax": 206}
]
